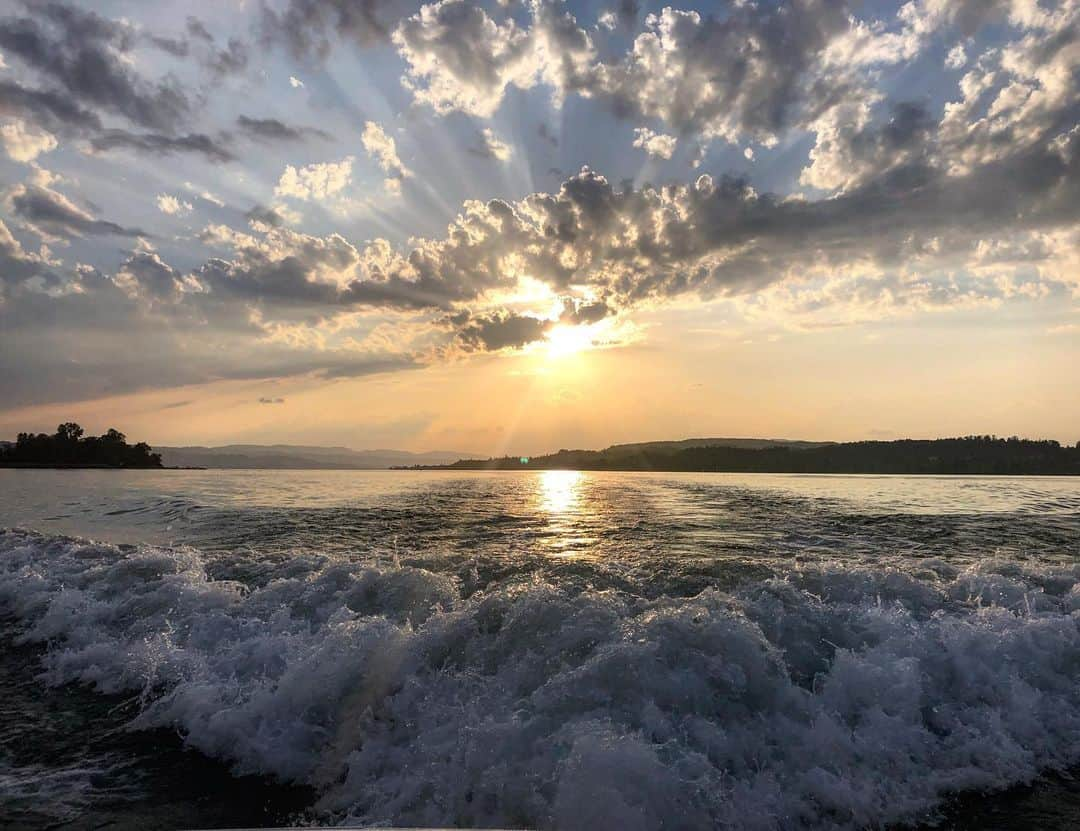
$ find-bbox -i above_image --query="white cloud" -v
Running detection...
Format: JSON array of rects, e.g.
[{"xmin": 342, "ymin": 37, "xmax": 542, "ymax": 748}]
[
  {"xmin": 361, "ymin": 121, "xmax": 411, "ymax": 195},
  {"xmin": 183, "ymin": 182, "xmax": 225, "ymax": 207},
  {"xmin": 393, "ymin": 0, "xmax": 593, "ymax": 117},
  {"xmin": 289, "ymin": 75, "xmax": 304, "ymax": 88},
  {"xmin": 393, "ymin": 0, "xmax": 537, "ymax": 117},
  {"xmin": 945, "ymin": 43, "xmax": 968, "ymax": 69},
  {"xmin": 632, "ymin": 127, "xmax": 677, "ymax": 159},
  {"xmin": 275, "ymin": 157, "xmax": 355, "ymax": 201},
  {"xmin": 156, "ymin": 194, "xmax": 194, "ymax": 216},
  {"xmin": 0, "ymin": 120, "xmax": 58, "ymax": 162},
  {"xmin": 473, "ymin": 127, "xmax": 513, "ymax": 161},
  {"xmin": 27, "ymin": 165, "xmax": 61, "ymax": 188}
]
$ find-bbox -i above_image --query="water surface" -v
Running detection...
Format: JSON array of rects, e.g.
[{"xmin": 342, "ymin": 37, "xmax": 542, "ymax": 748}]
[{"xmin": 2, "ymin": 469, "xmax": 1079, "ymax": 829}]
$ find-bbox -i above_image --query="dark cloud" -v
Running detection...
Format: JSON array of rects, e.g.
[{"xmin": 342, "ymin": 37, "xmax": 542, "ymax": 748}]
[
  {"xmin": 245, "ymin": 204, "xmax": 287, "ymax": 230},
  {"xmin": 455, "ymin": 310, "xmax": 553, "ymax": 352},
  {"xmin": 0, "ymin": 218, "xmax": 55, "ymax": 288},
  {"xmin": 801, "ymin": 99, "xmax": 936, "ymax": 192},
  {"xmin": 261, "ymin": 0, "xmax": 419, "ymax": 60},
  {"xmin": 7, "ymin": 184, "xmax": 148, "ymax": 239},
  {"xmin": 186, "ymin": 17, "xmax": 214, "ymax": 44},
  {"xmin": 146, "ymin": 33, "xmax": 189, "ymax": 58},
  {"xmin": 0, "ymin": 79, "xmax": 102, "ymax": 133},
  {"xmin": 117, "ymin": 250, "xmax": 182, "ymax": 298},
  {"xmin": 589, "ymin": 0, "xmax": 852, "ymax": 142},
  {"xmin": 467, "ymin": 127, "xmax": 511, "ymax": 160},
  {"xmin": 90, "ymin": 130, "xmax": 236, "ymax": 162},
  {"xmin": 258, "ymin": 396, "xmax": 286, "ymax": 404},
  {"xmin": 561, "ymin": 297, "xmax": 611, "ymax": 325},
  {"xmin": 236, "ymin": 115, "xmax": 332, "ymax": 143},
  {"xmin": 206, "ymin": 38, "xmax": 249, "ymax": 78},
  {"xmin": 0, "ymin": 269, "xmax": 422, "ymax": 409},
  {"xmin": 0, "ymin": 2, "xmax": 191, "ymax": 132},
  {"xmin": 538, "ymin": 122, "xmax": 558, "ymax": 148}
]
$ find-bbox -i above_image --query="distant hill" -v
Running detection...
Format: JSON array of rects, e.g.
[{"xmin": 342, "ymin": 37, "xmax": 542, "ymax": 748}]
[
  {"xmin": 157, "ymin": 444, "xmax": 468, "ymax": 470},
  {"xmin": 602, "ymin": 437, "xmax": 832, "ymax": 456},
  {"xmin": 410, "ymin": 436, "xmax": 1080, "ymax": 475}
]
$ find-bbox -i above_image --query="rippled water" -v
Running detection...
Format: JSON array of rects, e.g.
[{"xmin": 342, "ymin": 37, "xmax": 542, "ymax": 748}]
[{"xmin": 1, "ymin": 469, "xmax": 1079, "ymax": 829}]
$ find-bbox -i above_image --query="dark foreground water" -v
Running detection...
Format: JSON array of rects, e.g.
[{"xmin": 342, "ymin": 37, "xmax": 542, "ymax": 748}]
[{"xmin": 1, "ymin": 469, "xmax": 1079, "ymax": 829}]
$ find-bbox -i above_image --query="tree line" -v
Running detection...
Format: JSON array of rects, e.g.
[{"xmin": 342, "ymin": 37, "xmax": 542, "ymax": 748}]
[
  {"xmin": 420, "ymin": 436, "xmax": 1080, "ymax": 475},
  {"xmin": 0, "ymin": 423, "xmax": 163, "ymax": 468}
]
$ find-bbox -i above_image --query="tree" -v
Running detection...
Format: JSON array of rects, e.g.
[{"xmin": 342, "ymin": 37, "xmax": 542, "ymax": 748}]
[{"xmin": 55, "ymin": 422, "xmax": 85, "ymax": 442}]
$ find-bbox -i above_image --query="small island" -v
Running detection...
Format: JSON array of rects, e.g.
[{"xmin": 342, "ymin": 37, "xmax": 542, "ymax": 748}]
[{"xmin": 0, "ymin": 423, "xmax": 163, "ymax": 469}]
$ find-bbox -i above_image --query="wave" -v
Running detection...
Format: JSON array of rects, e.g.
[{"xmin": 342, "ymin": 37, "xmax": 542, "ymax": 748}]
[{"xmin": 3, "ymin": 527, "xmax": 1080, "ymax": 829}]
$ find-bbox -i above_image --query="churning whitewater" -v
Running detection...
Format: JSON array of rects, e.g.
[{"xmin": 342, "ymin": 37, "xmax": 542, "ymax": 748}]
[{"xmin": 1, "ymin": 470, "xmax": 1080, "ymax": 829}]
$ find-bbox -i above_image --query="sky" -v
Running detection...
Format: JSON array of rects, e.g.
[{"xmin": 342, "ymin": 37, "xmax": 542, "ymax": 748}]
[{"xmin": 0, "ymin": 0, "xmax": 1077, "ymax": 454}]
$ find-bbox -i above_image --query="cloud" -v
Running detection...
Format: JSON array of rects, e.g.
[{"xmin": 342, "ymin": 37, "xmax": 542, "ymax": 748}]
[
  {"xmin": 0, "ymin": 2, "xmax": 190, "ymax": 132},
  {"xmin": 186, "ymin": 17, "xmax": 214, "ymax": 44},
  {"xmin": 0, "ymin": 119, "xmax": 57, "ymax": 162},
  {"xmin": 392, "ymin": 0, "xmax": 849, "ymax": 146},
  {"xmin": 0, "ymin": 79, "xmax": 102, "ymax": 134},
  {"xmin": 114, "ymin": 249, "xmax": 185, "ymax": 299},
  {"xmin": 236, "ymin": 115, "xmax": 332, "ymax": 143},
  {"xmin": 7, "ymin": 182, "xmax": 148, "ymax": 239},
  {"xmin": 245, "ymin": 204, "xmax": 289, "ymax": 231},
  {"xmin": 184, "ymin": 182, "xmax": 225, "ymax": 208},
  {"xmin": 945, "ymin": 43, "xmax": 968, "ymax": 69},
  {"xmin": 205, "ymin": 37, "xmax": 249, "ymax": 78},
  {"xmin": 800, "ymin": 98, "xmax": 934, "ymax": 192},
  {"xmin": 632, "ymin": 127, "xmax": 676, "ymax": 159},
  {"xmin": 90, "ymin": 130, "xmax": 235, "ymax": 162},
  {"xmin": 289, "ymin": 75, "xmax": 305, "ymax": 88},
  {"xmin": 0, "ymin": 268, "xmax": 422, "ymax": 408},
  {"xmin": 469, "ymin": 127, "xmax": 513, "ymax": 161},
  {"xmin": 189, "ymin": 109, "xmax": 1079, "ymax": 323},
  {"xmin": 538, "ymin": 122, "xmax": 558, "ymax": 147},
  {"xmin": 261, "ymin": 0, "xmax": 419, "ymax": 59},
  {"xmin": 0, "ymin": 216, "xmax": 56, "ymax": 288},
  {"xmin": 361, "ymin": 121, "xmax": 411, "ymax": 193},
  {"xmin": 560, "ymin": 297, "xmax": 611, "ymax": 325},
  {"xmin": 156, "ymin": 194, "xmax": 193, "ymax": 216},
  {"xmin": 453, "ymin": 309, "xmax": 553, "ymax": 352},
  {"xmin": 258, "ymin": 396, "xmax": 286, "ymax": 404},
  {"xmin": 392, "ymin": 0, "xmax": 552, "ymax": 117},
  {"xmin": 275, "ymin": 156, "xmax": 355, "ymax": 201}
]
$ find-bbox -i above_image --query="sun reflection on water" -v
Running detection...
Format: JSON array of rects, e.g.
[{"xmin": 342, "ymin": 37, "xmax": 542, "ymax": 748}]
[
  {"xmin": 539, "ymin": 469, "xmax": 582, "ymax": 515},
  {"xmin": 534, "ymin": 470, "xmax": 594, "ymax": 557}
]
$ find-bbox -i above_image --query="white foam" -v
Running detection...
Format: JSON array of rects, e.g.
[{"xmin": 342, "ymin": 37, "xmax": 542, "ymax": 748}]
[{"xmin": 3, "ymin": 527, "xmax": 1080, "ymax": 829}]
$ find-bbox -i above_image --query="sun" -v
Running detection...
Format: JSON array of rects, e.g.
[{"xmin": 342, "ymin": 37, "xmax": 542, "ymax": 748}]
[{"xmin": 545, "ymin": 324, "xmax": 594, "ymax": 358}]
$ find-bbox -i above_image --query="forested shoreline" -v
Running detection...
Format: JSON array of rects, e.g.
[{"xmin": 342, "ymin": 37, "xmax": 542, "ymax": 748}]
[{"xmin": 408, "ymin": 436, "xmax": 1080, "ymax": 475}]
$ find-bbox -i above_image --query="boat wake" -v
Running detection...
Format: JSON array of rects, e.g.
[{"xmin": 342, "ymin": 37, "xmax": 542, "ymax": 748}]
[{"xmin": 3, "ymin": 527, "xmax": 1080, "ymax": 829}]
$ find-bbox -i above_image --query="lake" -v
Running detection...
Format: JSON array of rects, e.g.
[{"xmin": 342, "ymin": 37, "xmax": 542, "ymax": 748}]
[{"xmin": 2, "ymin": 469, "xmax": 1080, "ymax": 829}]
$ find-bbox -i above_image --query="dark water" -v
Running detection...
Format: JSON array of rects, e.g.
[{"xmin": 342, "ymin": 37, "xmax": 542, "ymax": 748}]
[{"xmin": 1, "ymin": 469, "xmax": 1079, "ymax": 829}]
